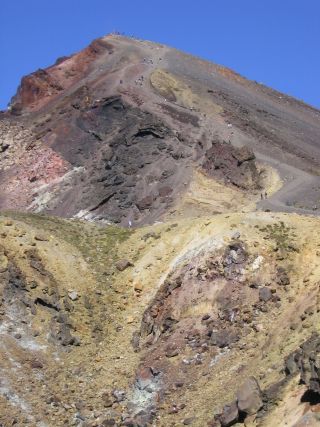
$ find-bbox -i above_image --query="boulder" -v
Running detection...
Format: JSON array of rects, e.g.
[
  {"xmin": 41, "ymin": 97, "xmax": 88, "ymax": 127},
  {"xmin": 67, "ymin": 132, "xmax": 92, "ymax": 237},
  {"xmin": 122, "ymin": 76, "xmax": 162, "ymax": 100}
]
[
  {"xmin": 34, "ymin": 233, "xmax": 49, "ymax": 241},
  {"xmin": 236, "ymin": 376, "xmax": 263, "ymax": 416},
  {"xmin": 0, "ymin": 142, "xmax": 9, "ymax": 153},
  {"xmin": 220, "ymin": 400, "xmax": 239, "ymax": 427},
  {"xmin": 210, "ymin": 329, "xmax": 239, "ymax": 348},
  {"xmin": 232, "ymin": 146, "xmax": 255, "ymax": 165},
  {"xmin": 285, "ymin": 333, "xmax": 320, "ymax": 394},
  {"xmin": 259, "ymin": 287, "xmax": 272, "ymax": 302},
  {"xmin": 115, "ymin": 259, "xmax": 133, "ymax": 271},
  {"xmin": 285, "ymin": 352, "xmax": 300, "ymax": 375},
  {"xmin": 165, "ymin": 343, "xmax": 179, "ymax": 357},
  {"xmin": 276, "ymin": 267, "xmax": 290, "ymax": 286},
  {"xmin": 203, "ymin": 142, "xmax": 260, "ymax": 190},
  {"xmin": 183, "ymin": 418, "xmax": 195, "ymax": 425},
  {"xmin": 57, "ymin": 323, "xmax": 80, "ymax": 346},
  {"xmin": 101, "ymin": 392, "xmax": 114, "ymax": 408},
  {"xmin": 101, "ymin": 419, "xmax": 116, "ymax": 426},
  {"xmin": 136, "ymin": 195, "xmax": 154, "ymax": 211},
  {"xmin": 30, "ymin": 359, "xmax": 43, "ymax": 369}
]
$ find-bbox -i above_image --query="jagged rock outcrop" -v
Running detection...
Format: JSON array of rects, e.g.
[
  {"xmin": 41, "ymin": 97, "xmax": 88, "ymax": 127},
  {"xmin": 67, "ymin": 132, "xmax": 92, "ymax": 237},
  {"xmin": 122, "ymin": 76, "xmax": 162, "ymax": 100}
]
[
  {"xmin": 217, "ymin": 377, "xmax": 263, "ymax": 426},
  {"xmin": 0, "ymin": 91, "xmax": 262, "ymax": 226},
  {"xmin": 203, "ymin": 142, "xmax": 260, "ymax": 190},
  {"xmin": 285, "ymin": 333, "xmax": 320, "ymax": 394}
]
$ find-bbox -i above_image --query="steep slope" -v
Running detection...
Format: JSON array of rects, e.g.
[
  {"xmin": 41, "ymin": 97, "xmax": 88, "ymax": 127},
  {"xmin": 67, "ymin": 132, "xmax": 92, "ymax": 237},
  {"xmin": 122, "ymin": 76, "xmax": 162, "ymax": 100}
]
[
  {"xmin": 1, "ymin": 34, "xmax": 320, "ymax": 427},
  {"xmin": 1, "ymin": 34, "xmax": 320, "ymax": 226}
]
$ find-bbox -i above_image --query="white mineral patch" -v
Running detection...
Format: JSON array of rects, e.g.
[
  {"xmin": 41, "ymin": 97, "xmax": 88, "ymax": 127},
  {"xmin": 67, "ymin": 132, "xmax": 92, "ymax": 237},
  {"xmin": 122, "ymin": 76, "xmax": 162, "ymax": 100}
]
[{"xmin": 252, "ymin": 255, "xmax": 264, "ymax": 271}]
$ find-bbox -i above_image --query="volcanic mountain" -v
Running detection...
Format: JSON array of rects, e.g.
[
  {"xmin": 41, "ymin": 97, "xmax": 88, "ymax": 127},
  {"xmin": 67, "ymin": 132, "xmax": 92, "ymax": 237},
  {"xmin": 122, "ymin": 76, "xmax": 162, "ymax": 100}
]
[
  {"xmin": 0, "ymin": 35, "xmax": 320, "ymax": 427},
  {"xmin": 2, "ymin": 34, "xmax": 320, "ymax": 225}
]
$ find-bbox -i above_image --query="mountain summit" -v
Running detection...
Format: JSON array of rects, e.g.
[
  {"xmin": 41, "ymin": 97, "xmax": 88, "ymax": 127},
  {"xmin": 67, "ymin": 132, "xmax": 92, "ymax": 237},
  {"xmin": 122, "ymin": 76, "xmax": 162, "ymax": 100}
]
[{"xmin": 1, "ymin": 35, "xmax": 320, "ymax": 225}]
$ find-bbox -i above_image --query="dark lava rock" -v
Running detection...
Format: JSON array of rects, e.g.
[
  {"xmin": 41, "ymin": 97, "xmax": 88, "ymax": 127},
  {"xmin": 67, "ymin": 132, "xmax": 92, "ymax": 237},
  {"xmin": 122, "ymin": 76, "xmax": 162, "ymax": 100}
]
[
  {"xmin": 183, "ymin": 417, "xmax": 195, "ymax": 425},
  {"xmin": 203, "ymin": 142, "xmax": 261, "ymax": 190},
  {"xmin": 30, "ymin": 360, "xmax": 44, "ymax": 369},
  {"xmin": 101, "ymin": 419, "xmax": 116, "ymax": 426},
  {"xmin": 0, "ymin": 85, "xmax": 263, "ymax": 229},
  {"xmin": 232, "ymin": 146, "xmax": 255, "ymax": 165},
  {"xmin": 122, "ymin": 419, "xmax": 136, "ymax": 427},
  {"xmin": 276, "ymin": 267, "xmax": 290, "ymax": 286},
  {"xmin": 219, "ymin": 400, "xmax": 239, "ymax": 427},
  {"xmin": 210, "ymin": 329, "xmax": 239, "ymax": 348},
  {"xmin": 223, "ymin": 241, "xmax": 248, "ymax": 272},
  {"xmin": 285, "ymin": 333, "xmax": 320, "ymax": 394},
  {"xmin": 285, "ymin": 352, "xmax": 300, "ymax": 375},
  {"xmin": 259, "ymin": 287, "xmax": 272, "ymax": 302},
  {"xmin": 213, "ymin": 378, "xmax": 263, "ymax": 424},
  {"xmin": 57, "ymin": 323, "xmax": 80, "ymax": 346},
  {"xmin": 0, "ymin": 142, "xmax": 9, "ymax": 153}
]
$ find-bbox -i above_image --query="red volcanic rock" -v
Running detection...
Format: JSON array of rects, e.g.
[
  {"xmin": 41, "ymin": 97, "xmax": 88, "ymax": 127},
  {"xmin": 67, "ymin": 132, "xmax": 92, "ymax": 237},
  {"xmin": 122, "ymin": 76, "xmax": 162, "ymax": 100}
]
[
  {"xmin": 10, "ymin": 69, "xmax": 64, "ymax": 114},
  {"xmin": 2, "ymin": 34, "xmax": 319, "ymax": 226},
  {"xmin": 10, "ymin": 38, "xmax": 114, "ymax": 113}
]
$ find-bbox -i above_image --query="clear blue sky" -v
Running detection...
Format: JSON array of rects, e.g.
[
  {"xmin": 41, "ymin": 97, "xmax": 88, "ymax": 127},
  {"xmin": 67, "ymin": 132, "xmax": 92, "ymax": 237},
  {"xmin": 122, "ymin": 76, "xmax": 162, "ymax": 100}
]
[{"xmin": 1, "ymin": 0, "xmax": 319, "ymax": 109}]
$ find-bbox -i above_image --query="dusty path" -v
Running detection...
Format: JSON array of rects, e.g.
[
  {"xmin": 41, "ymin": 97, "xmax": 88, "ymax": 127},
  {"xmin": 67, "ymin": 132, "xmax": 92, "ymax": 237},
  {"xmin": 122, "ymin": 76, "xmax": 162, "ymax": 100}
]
[
  {"xmin": 162, "ymin": 42, "xmax": 320, "ymax": 218},
  {"xmin": 256, "ymin": 153, "xmax": 320, "ymax": 215}
]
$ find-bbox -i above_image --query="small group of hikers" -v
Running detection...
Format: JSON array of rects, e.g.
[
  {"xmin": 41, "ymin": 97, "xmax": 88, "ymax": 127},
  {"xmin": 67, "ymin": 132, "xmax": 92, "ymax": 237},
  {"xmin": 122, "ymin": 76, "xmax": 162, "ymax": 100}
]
[{"xmin": 261, "ymin": 191, "xmax": 268, "ymax": 200}]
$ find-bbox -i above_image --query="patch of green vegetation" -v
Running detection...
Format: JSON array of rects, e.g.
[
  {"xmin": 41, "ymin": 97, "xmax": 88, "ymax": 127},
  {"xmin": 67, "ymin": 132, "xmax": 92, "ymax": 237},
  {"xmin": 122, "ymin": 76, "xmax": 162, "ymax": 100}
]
[
  {"xmin": 261, "ymin": 221, "xmax": 297, "ymax": 252},
  {"xmin": 3, "ymin": 211, "xmax": 132, "ymax": 278}
]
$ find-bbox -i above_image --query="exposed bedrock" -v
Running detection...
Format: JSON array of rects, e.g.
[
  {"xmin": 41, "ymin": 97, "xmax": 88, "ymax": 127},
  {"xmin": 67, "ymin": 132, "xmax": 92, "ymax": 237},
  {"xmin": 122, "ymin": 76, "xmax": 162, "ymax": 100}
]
[{"xmin": 1, "ymin": 92, "xmax": 261, "ymax": 226}]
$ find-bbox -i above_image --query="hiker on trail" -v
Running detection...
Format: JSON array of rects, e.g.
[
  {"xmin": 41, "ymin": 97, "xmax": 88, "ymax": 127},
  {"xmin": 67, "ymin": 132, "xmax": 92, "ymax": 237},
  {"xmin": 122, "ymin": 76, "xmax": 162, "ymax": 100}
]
[
  {"xmin": 260, "ymin": 193, "xmax": 263, "ymax": 200},
  {"xmin": 128, "ymin": 220, "xmax": 132, "ymax": 228},
  {"xmin": 265, "ymin": 191, "xmax": 268, "ymax": 199}
]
